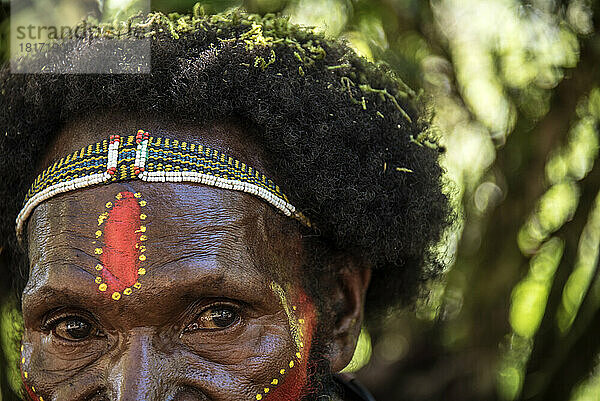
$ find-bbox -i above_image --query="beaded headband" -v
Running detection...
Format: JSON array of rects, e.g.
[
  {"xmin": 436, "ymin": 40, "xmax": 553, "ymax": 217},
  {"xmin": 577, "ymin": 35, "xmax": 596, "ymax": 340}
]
[{"xmin": 16, "ymin": 130, "xmax": 310, "ymax": 241}]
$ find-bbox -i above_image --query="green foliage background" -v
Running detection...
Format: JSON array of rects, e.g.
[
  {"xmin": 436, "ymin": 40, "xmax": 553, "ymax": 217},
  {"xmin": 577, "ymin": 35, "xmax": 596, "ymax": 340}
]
[{"xmin": 1, "ymin": 0, "xmax": 600, "ymax": 400}]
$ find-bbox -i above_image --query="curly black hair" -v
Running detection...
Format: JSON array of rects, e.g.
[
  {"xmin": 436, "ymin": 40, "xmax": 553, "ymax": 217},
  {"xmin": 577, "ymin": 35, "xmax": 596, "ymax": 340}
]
[{"xmin": 0, "ymin": 7, "xmax": 451, "ymax": 322}]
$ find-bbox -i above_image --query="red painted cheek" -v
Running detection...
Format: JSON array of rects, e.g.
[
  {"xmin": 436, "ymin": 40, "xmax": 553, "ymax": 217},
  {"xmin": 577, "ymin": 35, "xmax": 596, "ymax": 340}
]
[
  {"xmin": 267, "ymin": 289, "xmax": 317, "ymax": 401},
  {"xmin": 20, "ymin": 369, "xmax": 38, "ymax": 401}
]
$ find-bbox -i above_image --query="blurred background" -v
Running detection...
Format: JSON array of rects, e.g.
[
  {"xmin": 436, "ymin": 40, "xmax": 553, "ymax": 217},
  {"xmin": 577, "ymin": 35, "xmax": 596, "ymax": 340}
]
[{"xmin": 1, "ymin": 0, "xmax": 600, "ymax": 400}]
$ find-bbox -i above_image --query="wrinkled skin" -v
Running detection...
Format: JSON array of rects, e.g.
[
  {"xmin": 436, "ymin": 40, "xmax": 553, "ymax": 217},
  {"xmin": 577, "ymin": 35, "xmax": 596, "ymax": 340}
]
[{"xmin": 19, "ymin": 115, "xmax": 371, "ymax": 401}]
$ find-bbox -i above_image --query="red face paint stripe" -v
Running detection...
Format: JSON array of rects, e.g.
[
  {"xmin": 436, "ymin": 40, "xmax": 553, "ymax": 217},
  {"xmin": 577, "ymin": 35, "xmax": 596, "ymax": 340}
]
[
  {"xmin": 264, "ymin": 287, "xmax": 317, "ymax": 401},
  {"xmin": 20, "ymin": 368, "xmax": 38, "ymax": 401},
  {"xmin": 94, "ymin": 191, "xmax": 147, "ymax": 300}
]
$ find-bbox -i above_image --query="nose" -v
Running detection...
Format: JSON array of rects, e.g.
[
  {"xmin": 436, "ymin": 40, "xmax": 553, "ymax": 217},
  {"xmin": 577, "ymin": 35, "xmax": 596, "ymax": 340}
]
[{"xmin": 109, "ymin": 328, "xmax": 166, "ymax": 401}]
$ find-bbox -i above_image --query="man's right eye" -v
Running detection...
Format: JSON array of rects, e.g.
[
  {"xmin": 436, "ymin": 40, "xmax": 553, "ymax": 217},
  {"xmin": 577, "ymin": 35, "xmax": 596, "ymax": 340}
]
[{"xmin": 52, "ymin": 317, "xmax": 94, "ymax": 341}]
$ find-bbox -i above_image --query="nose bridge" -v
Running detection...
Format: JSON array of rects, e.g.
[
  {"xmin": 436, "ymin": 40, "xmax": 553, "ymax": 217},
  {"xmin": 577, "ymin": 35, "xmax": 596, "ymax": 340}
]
[{"xmin": 110, "ymin": 328, "xmax": 164, "ymax": 401}]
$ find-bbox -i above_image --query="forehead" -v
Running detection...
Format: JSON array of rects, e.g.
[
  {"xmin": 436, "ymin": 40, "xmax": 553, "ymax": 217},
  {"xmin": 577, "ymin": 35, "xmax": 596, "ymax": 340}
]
[
  {"xmin": 26, "ymin": 181, "xmax": 283, "ymax": 266},
  {"xmin": 23, "ymin": 115, "xmax": 305, "ymax": 307}
]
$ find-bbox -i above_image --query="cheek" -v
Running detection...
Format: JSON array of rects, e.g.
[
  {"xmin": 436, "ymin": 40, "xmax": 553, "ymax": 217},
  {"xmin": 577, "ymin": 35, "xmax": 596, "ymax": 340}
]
[
  {"xmin": 261, "ymin": 283, "xmax": 317, "ymax": 401},
  {"xmin": 175, "ymin": 313, "xmax": 302, "ymax": 400},
  {"xmin": 20, "ymin": 342, "xmax": 40, "ymax": 401},
  {"xmin": 20, "ymin": 337, "xmax": 52, "ymax": 401},
  {"xmin": 20, "ymin": 329, "xmax": 108, "ymax": 401}
]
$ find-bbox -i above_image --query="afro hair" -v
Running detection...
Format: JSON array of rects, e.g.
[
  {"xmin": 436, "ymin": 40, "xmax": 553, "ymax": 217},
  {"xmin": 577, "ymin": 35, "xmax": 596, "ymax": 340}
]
[{"xmin": 0, "ymin": 6, "xmax": 451, "ymax": 322}]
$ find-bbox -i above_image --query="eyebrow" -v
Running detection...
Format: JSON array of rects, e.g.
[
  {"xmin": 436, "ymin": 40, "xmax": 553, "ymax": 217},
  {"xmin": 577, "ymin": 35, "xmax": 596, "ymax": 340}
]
[{"xmin": 145, "ymin": 252, "xmax": 271, "ymax": 302}]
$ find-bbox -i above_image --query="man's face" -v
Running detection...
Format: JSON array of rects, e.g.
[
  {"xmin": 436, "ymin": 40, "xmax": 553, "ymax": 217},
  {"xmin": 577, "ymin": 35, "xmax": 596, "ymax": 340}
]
[{"xmin": 19, "ymin": 118, "xmax": 325, "ymax": 401}]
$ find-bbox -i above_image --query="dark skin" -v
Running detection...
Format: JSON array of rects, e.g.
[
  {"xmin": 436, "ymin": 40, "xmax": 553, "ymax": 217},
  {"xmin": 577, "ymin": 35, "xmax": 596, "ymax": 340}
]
[{"xmin": 20, "ymin": 115, "xmax": 371, "ymax": 401}]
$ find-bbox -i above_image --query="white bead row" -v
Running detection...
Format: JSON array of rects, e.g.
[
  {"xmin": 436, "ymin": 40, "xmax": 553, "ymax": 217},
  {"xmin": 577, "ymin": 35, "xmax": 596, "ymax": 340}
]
[
  {"xmin": 16, "ymin": 172, "xmax": 109, "ymax": 240},
  {"xmin": 107, "ymin": 138, "xmax": 120, "ymax": 171},
  {"xmin": 134, "ymin": 139, "xmax": 148, "ymax": 169},
  {"xmin": 139, "ymin": 170, "xmax": 297, "ymax": 217}
]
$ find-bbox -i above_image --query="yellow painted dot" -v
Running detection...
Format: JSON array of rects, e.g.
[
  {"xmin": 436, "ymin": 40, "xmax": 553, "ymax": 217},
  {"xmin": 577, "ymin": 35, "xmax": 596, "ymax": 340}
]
[
  {"xmin": 289, "ymin": 360, "xmax": 294, "ymax": 368},
  {"xmin": 139, "ymin": 255, "xmax": 146, "ymax": 261},
  {"xmin": 21, "ymin": 357, "xmax": 25, "ymax": 364},
  {"xmin": 264, "ymin": 387, "xmax": 270, "ymax": 393},
  {"xmin": 95, "ymin": 230, "xmax": 102, "ymax": 237},
  {"xmin": 105, "ymin": 201, "xmax": 113, "ymax": 208},
  {"xmin": 112, "ymin": 292, "xmax": 121, "ymax": 301},
  {"xmin": 99, "ymin": 283, "xmax": 107, "ymax": 292},
  {"xmin": 95, "ymin": 264, "xmax": 103, "ymax": 271},
  {"xmin": 133, "ymin": 282, "xmax": 141, "ymax": 289},
  {"xmin": 138, "ymin": 268, "xmax": 146, "ymax": 275},
  {"xmin": 139, "ymin": 226, "xmax": 146, "ymax": 232},
  {"xmin": 116, "ymin": 193, "xmax": 123, "ymax": 200},
  {"xmin": 134, "ymin": 192, "xmax": 142, "ymax": 198},
  {"xmin": 300, "ymin": 341, "xmax": 304, "ymax": 348},
  {"xmin": 139, "ymin": 200, "xmax": 147, "ymax": 206},
  {"xmin": 280, "ymin": 369, "xmax": 286, "ymax": 375},
  {"xmin": 298, "ymin": 318, "xmax": 305, "ymax": 324},
  {"xmin": 292, "ymin": 306, "xmax": 297, "ymax": 311},
  {"xmin": 24, "ymin": 371, "xmax": 28, "ymax": 379},
  {"xmin": 97, "ymin": 212, "xmax": 109, "ymax": 226},
  {"xmin": 21, "ymin": 345, "xmax": 23, "ymax": 352},
  {"xmin": 140, "ymin": 213, "xmax": 147, "ymax": 220},
  {"xmin": 256, "ymin": 395, "xmax": 262, "ymax": 400},
  {"xmin": 139, "ymin": 245, "xmax": 146, "ymax": 252},
  {"xmin": 95, "ymin": 277, "xmax": 102, "ymax": 284},
  {"xmin": 296, "ymin": 352, "xmax": 302, "ymax": 359},
  {"xmin": 140, "ymin": 235, "xmax": 148, "ymax": 241},
  {"xmin": 271, "ymin": 379, "xmax": 278, "ymax": 385},
  {"xmin": 124, "ymin": 288, "xmax": 132, "ymax": 295},
  {"xmin": 40, "ymin": 396, "xmax": 44, "ymax": 401},
  {"xmin": 31, "ymin": 386, "xmax": 35, "ymax": 392},
  {"xmin": 94, "ymin": 248, "xmax": 103, "ymax": 255}
]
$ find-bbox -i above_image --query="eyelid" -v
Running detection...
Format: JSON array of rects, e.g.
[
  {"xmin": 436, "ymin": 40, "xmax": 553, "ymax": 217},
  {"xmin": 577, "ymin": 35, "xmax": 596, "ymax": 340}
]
[
  {"xmin": 41, "ymin": 308, "xmax": 98, "ymax": 332},
  {"xmin": 198, "ymin": 300, "xmax": 241, "ymax": 315},
  {"xmin": 183, "ymin": 301, "xmax": 242, "ymax": 334},
  {"xmin": 182, "ymin": 298, "xmax": 244, "ymax": 318}
]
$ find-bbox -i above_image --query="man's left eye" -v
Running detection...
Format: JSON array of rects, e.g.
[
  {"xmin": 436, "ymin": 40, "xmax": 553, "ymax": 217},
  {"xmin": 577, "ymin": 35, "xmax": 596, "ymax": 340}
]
[{"xmin": 186, "ymin": 305, "xmax": 240, "ymax": 332}]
